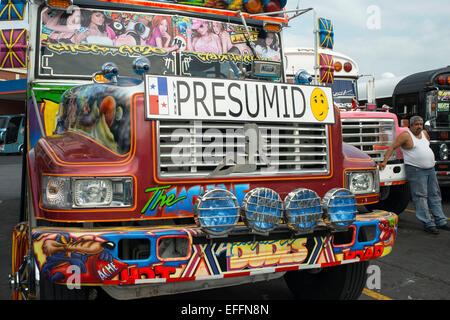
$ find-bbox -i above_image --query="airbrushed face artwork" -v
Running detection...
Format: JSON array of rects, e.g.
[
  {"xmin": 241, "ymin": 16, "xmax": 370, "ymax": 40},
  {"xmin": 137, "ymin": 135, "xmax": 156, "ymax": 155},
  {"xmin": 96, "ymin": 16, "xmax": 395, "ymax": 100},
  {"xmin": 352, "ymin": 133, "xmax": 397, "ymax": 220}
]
[{"xmin": 141, "ymin": 183, "xmax": 250, "ymax": 217}]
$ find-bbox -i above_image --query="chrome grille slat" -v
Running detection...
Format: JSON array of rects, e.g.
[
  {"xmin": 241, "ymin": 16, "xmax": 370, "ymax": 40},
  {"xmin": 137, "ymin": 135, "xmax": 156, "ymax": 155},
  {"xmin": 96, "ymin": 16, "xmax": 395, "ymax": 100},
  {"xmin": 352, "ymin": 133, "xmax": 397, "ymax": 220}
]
[
  {"xmin": 341, "ymin": 118, "xmax": 395, "ymax": 162},
  {"xmin": 158, "ymin": 120, "xmax": 330, "ymax": 177}
]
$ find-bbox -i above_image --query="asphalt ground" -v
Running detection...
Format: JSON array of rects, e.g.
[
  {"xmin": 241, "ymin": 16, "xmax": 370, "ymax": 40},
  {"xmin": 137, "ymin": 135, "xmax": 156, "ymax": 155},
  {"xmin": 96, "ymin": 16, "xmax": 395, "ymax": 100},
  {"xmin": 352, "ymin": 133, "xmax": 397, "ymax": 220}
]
[{"xmin": 0, "ymin": 155, "xmax": 449, "ymax": 301}]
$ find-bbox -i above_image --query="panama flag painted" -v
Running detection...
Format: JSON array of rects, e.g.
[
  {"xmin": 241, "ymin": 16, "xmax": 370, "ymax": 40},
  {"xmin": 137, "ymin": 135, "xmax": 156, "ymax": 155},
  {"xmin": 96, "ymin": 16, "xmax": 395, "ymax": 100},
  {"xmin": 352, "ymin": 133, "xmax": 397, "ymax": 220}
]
[{"xmin": 147, "ymin": 77, "xmax": 169, "ymax": 115}]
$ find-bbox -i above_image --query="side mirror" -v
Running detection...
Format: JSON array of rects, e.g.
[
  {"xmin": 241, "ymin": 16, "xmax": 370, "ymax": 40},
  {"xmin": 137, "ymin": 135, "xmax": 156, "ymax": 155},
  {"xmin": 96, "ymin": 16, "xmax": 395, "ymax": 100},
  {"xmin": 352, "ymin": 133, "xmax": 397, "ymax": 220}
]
[
  {"xmin": 133, "ymin": 57, "xmax": 150, "ymax": 77},
  {"xmin": 102, "ymin": 62, "xmax": 119, "ymax": 83},
  {"xmin": 92, "ymin": 62, "xmax": 119, "ymax": 83}
]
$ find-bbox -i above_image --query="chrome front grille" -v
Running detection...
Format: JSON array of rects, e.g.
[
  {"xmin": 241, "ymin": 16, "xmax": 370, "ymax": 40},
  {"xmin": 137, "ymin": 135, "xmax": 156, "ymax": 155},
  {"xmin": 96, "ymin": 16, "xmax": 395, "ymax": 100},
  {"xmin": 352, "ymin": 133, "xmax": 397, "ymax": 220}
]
[
  {"xmin": 157, "ymin": 121, "xmax": 330, "ymax": 178},
  {"xmin": 341, "ymin": 118, "xmax": 395, "ymax": 162}
]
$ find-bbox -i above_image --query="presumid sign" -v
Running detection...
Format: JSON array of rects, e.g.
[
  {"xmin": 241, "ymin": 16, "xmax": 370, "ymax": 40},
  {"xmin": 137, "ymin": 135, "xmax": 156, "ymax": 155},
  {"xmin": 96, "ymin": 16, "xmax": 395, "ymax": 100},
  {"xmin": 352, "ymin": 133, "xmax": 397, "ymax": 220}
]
[{"xmin": 145, "ymin": 76, "xmax": 335, "ymax": 124}]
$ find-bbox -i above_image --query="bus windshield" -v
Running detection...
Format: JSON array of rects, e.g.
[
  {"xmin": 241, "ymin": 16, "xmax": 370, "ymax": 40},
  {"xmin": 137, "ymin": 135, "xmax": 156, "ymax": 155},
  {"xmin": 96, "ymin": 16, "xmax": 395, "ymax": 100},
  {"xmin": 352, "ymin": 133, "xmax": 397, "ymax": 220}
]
[
  {"xmin": 38, "ymin": 7, "xmax": 281, "ymax": 80},
  {"xmin": 436, "ymin": 90, "xmax": 450, "ymax": 126},
  {"xmin": 329, "ymin": 79, "xmax": 356, "ymax": 108}
]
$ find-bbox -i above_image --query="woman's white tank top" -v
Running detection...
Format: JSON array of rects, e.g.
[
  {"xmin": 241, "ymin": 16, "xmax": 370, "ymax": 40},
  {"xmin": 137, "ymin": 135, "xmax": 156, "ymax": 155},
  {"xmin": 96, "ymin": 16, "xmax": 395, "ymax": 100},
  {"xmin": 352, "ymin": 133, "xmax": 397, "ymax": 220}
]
[{"xmin": 400, "ymin": 129, "xmax": 435, "ymax": 169}]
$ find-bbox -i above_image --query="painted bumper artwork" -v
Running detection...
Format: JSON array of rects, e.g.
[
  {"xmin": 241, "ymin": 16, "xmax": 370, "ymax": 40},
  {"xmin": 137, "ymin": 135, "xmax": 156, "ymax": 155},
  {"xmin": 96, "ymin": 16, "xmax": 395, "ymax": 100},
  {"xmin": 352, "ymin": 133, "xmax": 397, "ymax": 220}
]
[{"xmin": 31, "ymin": 211, "xmax": 397, "ymax": 286}]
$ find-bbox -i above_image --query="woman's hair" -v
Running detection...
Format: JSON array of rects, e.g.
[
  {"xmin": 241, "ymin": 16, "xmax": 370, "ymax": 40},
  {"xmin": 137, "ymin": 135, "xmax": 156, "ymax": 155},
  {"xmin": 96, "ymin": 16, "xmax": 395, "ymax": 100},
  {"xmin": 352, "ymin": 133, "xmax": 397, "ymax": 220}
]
[
  {"xmin": 151, "ymin": 15, "xmax": 173, "ymax": 35},
  {"xmin": 58, "ymin": 12, "xmax": 72, "ymax": 26},
  {"xmin": 257, "ymin": 31, "xmax": 278, "ymax": 51},
  {"xmin": 81, "ymin": 10, "xmax": 107, "ymax": 33},
  {"xmin": 193, "ymin": 21, "xmax": 213, "ymax": 36}
]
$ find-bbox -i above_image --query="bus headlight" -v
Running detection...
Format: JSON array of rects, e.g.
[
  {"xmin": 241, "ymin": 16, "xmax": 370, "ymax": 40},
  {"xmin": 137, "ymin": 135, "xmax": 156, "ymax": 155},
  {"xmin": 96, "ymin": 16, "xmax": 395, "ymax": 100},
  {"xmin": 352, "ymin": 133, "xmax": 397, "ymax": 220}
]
[
  {"xmin": 42, "ymin": 176, "xmax": 133, "ymax": 209},
  {"xmin": 345, "ymin": 170, "xmax": 378, "ymax": 195},
  {"xmin": 42, "ymin": 176, "xmax": 71, "ymax": 209}
]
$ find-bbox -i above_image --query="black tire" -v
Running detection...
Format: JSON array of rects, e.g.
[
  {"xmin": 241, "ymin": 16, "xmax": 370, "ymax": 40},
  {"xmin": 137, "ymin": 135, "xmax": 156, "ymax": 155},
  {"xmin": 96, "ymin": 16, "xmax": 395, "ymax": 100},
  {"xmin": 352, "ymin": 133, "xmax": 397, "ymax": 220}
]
[
  {"xmin": 284, "ymin": 229, "xmax": 369, "ymax": 300},
  {"xmin": 40, "ymin": 278, "xmax": 91, "ymax": 300},
  {"xmin": 284, "ymin": 260, "xmax": 369, "ymax": 300},
  {"xmin": 367, "ymin": 183, "xmax": 410, "ymax": 214}
]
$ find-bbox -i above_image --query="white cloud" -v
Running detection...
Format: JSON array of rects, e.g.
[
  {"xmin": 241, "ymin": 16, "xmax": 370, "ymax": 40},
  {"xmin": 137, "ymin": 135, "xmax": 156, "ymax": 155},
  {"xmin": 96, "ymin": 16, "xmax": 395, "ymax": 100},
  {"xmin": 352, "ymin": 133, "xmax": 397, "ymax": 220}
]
[{"xmin": 283, "ymin": 0, "xmax": 450, "ymax": 79}]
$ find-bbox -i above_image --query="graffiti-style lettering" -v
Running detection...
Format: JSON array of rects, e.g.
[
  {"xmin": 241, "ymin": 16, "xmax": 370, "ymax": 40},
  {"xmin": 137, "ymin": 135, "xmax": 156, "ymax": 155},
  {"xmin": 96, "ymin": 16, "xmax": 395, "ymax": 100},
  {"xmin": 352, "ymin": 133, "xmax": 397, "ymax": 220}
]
[
  {"xmin": 343, "ymin": 244, "xmax": 384, "ymax": 261},
  {"xmin": 47, "ymin": 43, "xmax": 167, "ymax": 57},
  {"xmin": 120, "ymin": 265, "xmax": 177, "ymax": 282},
  {"xmin": 227, "ymin": 238, "xmax": 308, "ymax": 270},
  {"xmin": 98, "ymin": 261, "xmax": 119, "ymax": 281},
  {"xmin": 141, "ymin": 183, "xmax": 249, "ymax": 217},
  {"xmin": 141, "ymin": 185, "xmax": 187, "ymax": 213}
]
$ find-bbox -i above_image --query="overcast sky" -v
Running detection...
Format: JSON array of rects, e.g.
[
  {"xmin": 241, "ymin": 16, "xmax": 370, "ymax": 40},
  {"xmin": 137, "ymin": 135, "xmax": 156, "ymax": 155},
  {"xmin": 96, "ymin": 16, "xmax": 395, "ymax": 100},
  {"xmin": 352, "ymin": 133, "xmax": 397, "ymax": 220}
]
[
  {"xmin": 283, "ymin": 0, "xmax": 450, "ymax": 81},
  {"xmin": 3, "ymin": 1, "xmax": 449, "ymax": 82}
]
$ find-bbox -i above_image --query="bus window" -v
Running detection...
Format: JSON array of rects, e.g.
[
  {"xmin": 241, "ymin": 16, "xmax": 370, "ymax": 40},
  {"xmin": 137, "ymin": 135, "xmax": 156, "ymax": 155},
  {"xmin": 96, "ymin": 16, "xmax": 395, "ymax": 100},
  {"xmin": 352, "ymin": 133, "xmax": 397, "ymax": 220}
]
[
  {"xmin": 0, "ymin": 117, "xmax": 8, "ymax": 129},
  {"xmin": 39, "ymin": 8, "xmax": 177, "ymax": 78},
  {"xmin": 436, "ymin": 90, "xmax": 450, "ymax": 126},
  {"xmin": 395, "ymin": 93, "xmax": 419, "ymax": 117},
  {"xmin": 329, "ymin": 79, "xmax": 356, "ymax": 108}
]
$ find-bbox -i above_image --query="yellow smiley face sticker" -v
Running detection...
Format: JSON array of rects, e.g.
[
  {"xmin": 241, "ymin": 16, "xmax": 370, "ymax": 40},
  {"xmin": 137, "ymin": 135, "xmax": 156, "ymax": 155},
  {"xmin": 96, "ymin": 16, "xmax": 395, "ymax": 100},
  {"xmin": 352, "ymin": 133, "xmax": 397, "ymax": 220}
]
[{"xmin": 311, "ymin": 88, "xmax": 329, "ymax": 121}]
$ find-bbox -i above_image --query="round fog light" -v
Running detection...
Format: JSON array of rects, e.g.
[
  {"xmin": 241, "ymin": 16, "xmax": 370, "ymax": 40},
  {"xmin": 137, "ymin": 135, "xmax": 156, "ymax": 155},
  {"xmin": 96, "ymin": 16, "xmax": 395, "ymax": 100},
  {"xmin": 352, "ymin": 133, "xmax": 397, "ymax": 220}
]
[
  {"xmin": 322, "ymin": 188, "xmax": 357, "ymax": 229},
  {"xmin": 194, "ymin": 189, "xmax": 240, "ymax": 237},
  {"xmin": 284, "ymin": 188, "xmax": 322, "ymax": 234},
  {"xmin": 241, "ymin": 188, "xmax": 283, "ymax": 235}
]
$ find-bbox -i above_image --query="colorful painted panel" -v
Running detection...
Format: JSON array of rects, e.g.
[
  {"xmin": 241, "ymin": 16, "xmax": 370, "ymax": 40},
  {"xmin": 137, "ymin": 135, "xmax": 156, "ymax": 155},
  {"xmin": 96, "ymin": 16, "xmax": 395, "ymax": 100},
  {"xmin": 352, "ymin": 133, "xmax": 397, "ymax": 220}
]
[
  {"xmin": 318, "ymin": 18, "xmax": 334, "ymax": 50},
  {"xmin": 39, "ymin": 8, "xmax": 279, "ymax": 79},
  {"xmin": 57, "ymin": 84, "xmax": 133, "ymax": 155},
  {"xmin": 141, "ymin": 183, "xmax": 250, "ymax": 217},
  {"xmin": 0, "ymin": 0, "xmax": 26, "ymax": 20},
  {"xmin": 319, "ymin": 53, "xmax": 334, "ymax": 84},
  {"xmin": 31, "ymin": 211, "xmax": 397, "ymax": 286},
  {"xmin": 0, "ymin": 28, "xmax": 26, "ymax": 68}
]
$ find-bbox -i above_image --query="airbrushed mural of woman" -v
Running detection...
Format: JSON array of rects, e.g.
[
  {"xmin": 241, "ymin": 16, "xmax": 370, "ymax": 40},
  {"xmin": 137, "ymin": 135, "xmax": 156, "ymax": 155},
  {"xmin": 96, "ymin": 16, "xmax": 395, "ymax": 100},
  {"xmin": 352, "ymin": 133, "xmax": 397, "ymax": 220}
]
[
  {"xmin": 75, "ymin": 10, "xmax": 115, "ymax": 46},
  {"xmin": 42, "ymin": 6, "xmax": 82, "ymax": 44},
  {"xmin": 186, "ymin": 19, "xmax": 222, "ymax": 54},
  {"xmin": 147, "ymin": 15, "xmax": 180, "ymax": 52},
  {"xmin": 254, "ymin": 31, "xmax": 280, "ymax": 61},
  {"xmin": 212, "ymin": 21, "xmax": 232, "ymax": 53}
]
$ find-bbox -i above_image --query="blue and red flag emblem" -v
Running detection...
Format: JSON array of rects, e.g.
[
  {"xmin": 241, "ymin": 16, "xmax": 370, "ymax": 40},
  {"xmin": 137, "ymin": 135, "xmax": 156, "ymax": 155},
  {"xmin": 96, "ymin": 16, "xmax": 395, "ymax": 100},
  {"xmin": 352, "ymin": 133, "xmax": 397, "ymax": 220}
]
[{"xmin": 147, "ymin": 77, "xmax": 169, "ymax": 115}]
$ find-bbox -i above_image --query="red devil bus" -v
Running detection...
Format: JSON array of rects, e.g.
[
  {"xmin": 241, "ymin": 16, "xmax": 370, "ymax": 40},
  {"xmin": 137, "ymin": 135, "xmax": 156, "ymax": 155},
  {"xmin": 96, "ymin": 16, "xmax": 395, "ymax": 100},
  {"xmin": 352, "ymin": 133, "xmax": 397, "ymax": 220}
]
[{"xmin": 9, "ymin": 0, "xmax": 397, "ymax": 300}]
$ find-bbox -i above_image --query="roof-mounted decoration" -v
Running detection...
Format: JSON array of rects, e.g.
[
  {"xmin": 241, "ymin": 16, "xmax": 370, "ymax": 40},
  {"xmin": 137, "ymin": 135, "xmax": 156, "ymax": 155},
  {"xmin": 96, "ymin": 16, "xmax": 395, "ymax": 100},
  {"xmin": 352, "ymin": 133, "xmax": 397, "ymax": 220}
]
[
  {"xmin": 175, "ymin": 0, "xmax": 287, "ymax": 14},
  {"xmin": 0, "ymin": 0, "xmax": 26, "ymax": 21},
  {"xmin": 319, "ymin": 53, "xmax": 334, "ymax": 84},
  {"xmin": 0, "ymin": 29, "xmax": 27, "ymax": 68},
  {"xmin": 318, "ymin": 17, "xmax": 333, "ymax": 49}
]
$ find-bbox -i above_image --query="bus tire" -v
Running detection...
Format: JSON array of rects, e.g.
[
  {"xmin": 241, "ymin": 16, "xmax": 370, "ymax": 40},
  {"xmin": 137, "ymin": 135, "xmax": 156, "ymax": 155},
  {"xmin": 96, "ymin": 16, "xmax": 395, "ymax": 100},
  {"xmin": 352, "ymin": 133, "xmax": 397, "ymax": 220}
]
[
  {"xmin": 368, "ymin": 183, "xmax": 410, "ymax": 214},
  {"xmin": 284, "ymin": 260, "xmax": 369, "ymax": 300},
  {"xmin": 284, "ymin": 228, "xmax": 369, "ymax": 300}
]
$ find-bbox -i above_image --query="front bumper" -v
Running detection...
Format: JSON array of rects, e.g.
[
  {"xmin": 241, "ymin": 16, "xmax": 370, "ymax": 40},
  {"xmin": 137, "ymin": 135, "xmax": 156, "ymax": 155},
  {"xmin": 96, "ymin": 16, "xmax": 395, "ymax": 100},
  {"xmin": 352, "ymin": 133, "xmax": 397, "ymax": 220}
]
[
  {"xmin": 379, "ymin": 162, "xmax": 407, "ymax": 186},
  {"xmin": 29, "ymin": 210, "xmax": 397, "ymax": 289},
  {"xmin": 436, "ymin": 171, "xmax": 450, "ymax": 185}
]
